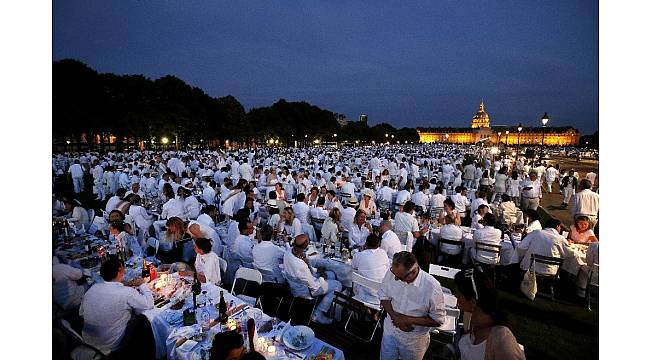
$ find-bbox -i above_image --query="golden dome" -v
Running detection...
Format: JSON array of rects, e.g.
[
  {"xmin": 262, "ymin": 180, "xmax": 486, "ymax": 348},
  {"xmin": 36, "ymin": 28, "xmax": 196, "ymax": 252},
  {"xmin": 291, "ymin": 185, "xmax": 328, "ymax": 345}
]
[{"xmin": 471, "ymin": 100, "xmax": 490, "ymax": 128}]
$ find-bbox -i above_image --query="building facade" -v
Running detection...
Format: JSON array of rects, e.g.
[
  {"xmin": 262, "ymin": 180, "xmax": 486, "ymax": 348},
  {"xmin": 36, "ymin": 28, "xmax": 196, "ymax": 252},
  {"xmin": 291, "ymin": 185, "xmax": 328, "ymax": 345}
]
[{"xmin": 417, "ymin": 101, "xmax": 579, "ymax": 146}]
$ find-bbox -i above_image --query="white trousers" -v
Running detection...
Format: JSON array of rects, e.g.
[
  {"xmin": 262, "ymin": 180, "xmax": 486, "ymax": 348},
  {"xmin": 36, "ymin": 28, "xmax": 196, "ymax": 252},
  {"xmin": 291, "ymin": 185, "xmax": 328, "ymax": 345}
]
[
  {"xmin": 72, "ymin": 177, "xmax": 84, "ymax": 193},
  {"xmin": 380, "ymin": 328, "xmax": 430, "ymax": 360},
  {"xmin": 562, "ymin": 188, "xmax": 574, "ymax": 204},
  {"xmin": 312, "ymin": 279, "xmax": 342, "ymax": 313},
  {"xmin": 521, "ymin": 197, "xmax": 539, "ymax": 211}
]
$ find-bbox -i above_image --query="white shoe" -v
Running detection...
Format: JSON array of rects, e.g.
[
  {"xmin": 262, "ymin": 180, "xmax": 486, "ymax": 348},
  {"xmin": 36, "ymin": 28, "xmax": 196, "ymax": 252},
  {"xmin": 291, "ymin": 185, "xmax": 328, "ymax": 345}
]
[{"xmin": 312, "ymin": 312, "xmax": 333, "ymax": 325}]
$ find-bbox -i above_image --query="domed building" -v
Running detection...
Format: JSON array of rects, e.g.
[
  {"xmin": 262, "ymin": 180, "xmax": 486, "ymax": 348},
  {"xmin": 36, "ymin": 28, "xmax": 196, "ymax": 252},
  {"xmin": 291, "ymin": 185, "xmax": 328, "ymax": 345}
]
[
  {"xmin": 417, "ymin": 100, "xmax": 579, "ymax": 146},
  {"xmin": 470, "ymin": 101, "xmax": 490, "ymax": 129}
]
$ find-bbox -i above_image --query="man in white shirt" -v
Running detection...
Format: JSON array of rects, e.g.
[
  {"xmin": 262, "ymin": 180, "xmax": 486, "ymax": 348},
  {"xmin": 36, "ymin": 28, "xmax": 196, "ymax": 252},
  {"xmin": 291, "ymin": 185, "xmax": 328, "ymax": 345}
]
[
  {"xmin": 181, "ymin": 188, "xmax": 201, "ymax": 219},
  {"xmin": 380, "ymin": 220, "xmax": 402, "ymax": 260},
  {"xmin": 252, "ymin": 224, "xmax": 288, "ymax": 283},
  {"xmin": 471, "ymin": 213, "xmax": 502, "ymax": 265},
  {"xmin": 439, "ymin": 214, "xmax": 464, "ymax": 256},
  {"xmin": 520, "ymin": 171, "xmax": 542, "ymax": 211},
  {"xmin": 341, "ymin": 198, "xmax": 358, "ymax": 232},
  {"xmin": 193, "ymin": 237, "xmax": 222, "ymax": 285},
  {"xmin": 283, "ymin": 234, "xmax": 342, "ymax": 324},
  {"xmin": 585, "ymin": 171, "xmax": 597, "ymax": 187},
  {"xmin": 232, "ymin": 219, "xmax": 255, "ymax": 265},
  {"xmin": 463, "ymin": 162, "xmax": 476, "ymax": 189},
  {"xmin": 544, "ymin": 164, "xmax": 559, "ymax": 193},
  {"xmin": 292, "ymin": 193, "xmax": 311, "ymax": 225},
  {"xmin": 53, "ymin": 258, "xmax": 87, "ymax": 312},
  {"xmin": 79, "ymin": 257, "xmax": 154, "ymax": 355},
  {"xmin": 520, "ymin": 218, "xmax": 570, "ymax": 275},
  {"xmin": 411, "ymin": 184, "xmax": 430, "ymax": 211},
  {"xmin": 91, "ymin": 160, "xmax": 104, "ymax": 200},
  {"xmin": 352, "ymin": 234, "xmax": 390, "ymax": 304},
  {"xmin": 106, "ymin": 189, "xmax": 127, "ymax": 213},
  {"xmin": 378, "ymin": 251, "xmax": 445, "ymax": 360},
  {"xmin": 572, "ymin": 179, "xmax": 599, "ymax": 228},
  {"xmin": 68, "ymin": 159, "xmax": 85, "ymax": 193},
  {"xmin": 239, "ymin": 158, "xmax": 254, "ymax": 182},
  {"xmin": 202, "ymin": 180, "xmax": 217, "ymax": 206}
]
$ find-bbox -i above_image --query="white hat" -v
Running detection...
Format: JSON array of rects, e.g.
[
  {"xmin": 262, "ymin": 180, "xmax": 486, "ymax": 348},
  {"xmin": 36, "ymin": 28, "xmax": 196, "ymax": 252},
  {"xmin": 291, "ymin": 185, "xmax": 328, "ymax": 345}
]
[
  {"xmin": 346, "ymin": 197, "xmax": 359, "ymax": 206},
  {"xmin": 266, "ymin": 199, "xmax": 278, "ymax": 209},
  {"xmin": 362, "ymin": 189, "xmax": 373, "ymax": 197}
]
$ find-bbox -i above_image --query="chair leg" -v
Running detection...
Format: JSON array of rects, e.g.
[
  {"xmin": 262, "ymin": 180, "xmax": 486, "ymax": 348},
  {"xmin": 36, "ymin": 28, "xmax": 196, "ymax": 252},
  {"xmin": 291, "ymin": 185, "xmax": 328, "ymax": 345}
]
[{"xmin": 586, "ymin": 284, "xmax": 592, "ymax": 311}]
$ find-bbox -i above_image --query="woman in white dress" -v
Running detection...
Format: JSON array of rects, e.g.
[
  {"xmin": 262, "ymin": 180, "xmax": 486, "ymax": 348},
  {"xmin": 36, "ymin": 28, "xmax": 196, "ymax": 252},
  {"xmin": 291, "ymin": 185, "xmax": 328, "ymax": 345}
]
[
  {"xmin": 505, "ymin": 171, "xmax": 521, "ymax": 207},
  {"xmin": 492, "ymin": 167, "xmax": 509, "ymax": 203}
]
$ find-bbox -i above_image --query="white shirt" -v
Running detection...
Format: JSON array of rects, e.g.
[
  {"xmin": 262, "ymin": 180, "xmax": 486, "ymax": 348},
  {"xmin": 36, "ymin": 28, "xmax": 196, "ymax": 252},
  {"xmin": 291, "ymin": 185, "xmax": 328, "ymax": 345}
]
[
  {"xmin": 202, "ymin": 186, "xmax": 217, "ymax": 206},
  {"xmin": 348, "ymin": 223, "xmax": 370, "ymax": 247},
  {"xmin": 378, "ymin": 269, "xmax": 446, "ymax": 336},
  {"xmin": 440, "ymin": 224, "xmax": 463, "ymax": 255},
  {"xmin": 377, "ymin": 186, "xmax": 395, "ymax": 202},
  {"xmin": 450, "ymin": 194, "xmax": 470, "ymax": 214},
  {"xmin": 352, "ymin": 248, "xmax": 390, "ymax": 304},
  {"xmin": 472, "ymin": 226, "xmax": 502, "ymax": 264},
  {"xmin": 381, "ymin": 230, "xmax": 402, "ymax": 260},
  {"xmin": 520, "ymin": 178, "xmax": 542, "ymax": 198},
  {"xmin": 195, "ymin": 252, "xmax": 222, "ymax": 285},
  {"xmin": 429, "ymin": 193, "xmax": 446, "ymax": 209},
  {"xmin": 395, "ymin": 190, "xmax": 411, "ymax": 206},
  {"xmin": 183, "ymin": 195, "xmax": 201, "ymax": 219},
  {"xmin": 393, "ymin": 212, "xmax": 419, "ymax": 234},
  {"xmin": 53, "ymin": 263, "xmax": 85, "ymax": 311},
  {"xmin": 341, "ymin": 207, "xmax": 356, "ymax": 231},
  {"xmin": 233, "ymin": 234, "xmax": 254, "ymax": 264},
  {"xmin": 69, "ymin": 163, "xmax": 84, "ymax": 178},
  {"xmin": 411, "ymin": 191, "xmax": 429, "ymax": 208},
  {"xmin": 128, "ymin": 205, "xmax": 154, "ymax": 232},
  {"xmin": 572, "ymin": 189, "xmax": 599, "ymax": 218},
  {"xmin": 321, "ymin": 217, "xmax": 340, "ymax": 243},
  {"xmin": 188, "ymin": 220, "xmax": 219, "ymax": 242},
  {"xmin": 292, "ymin": 201, "xmax": 310, "ymax": 225},
  {"xmin": 282, "ymin": 218, "xmax": 304, "ymax": 237},
  {"xmin": 161, "ymin": 198, "xmax": 186, "ymax": 220},
  {"xmin": 67, "ymin": 206, "xmax": 91, "ymax": 230},
  {"xmin": 105, "ymin": 195, "xmax": 121, "ymax": 213},
  {"xmin": 252, "ymin": 241, "xmax": 287, "ymax": 280},
  {"xmin": 520, "ymin": 228, "xmax": 570, "ymax": 275},
  {"xmin": 283, "ymin": 250, "xmax": 326, "ymax": 297},
  {"xmin": 80, "ymin": 281, "xmax": 154, "ymax": 354}
]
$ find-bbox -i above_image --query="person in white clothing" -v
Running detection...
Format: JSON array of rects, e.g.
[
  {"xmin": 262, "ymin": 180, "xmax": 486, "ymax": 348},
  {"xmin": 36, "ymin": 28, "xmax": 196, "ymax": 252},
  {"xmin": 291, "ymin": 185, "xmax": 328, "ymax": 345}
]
[
  {"xmin": 544, "ymin": 164, "xmax": 559, "ymax": 193},
  {"xmin": 471, "ymin": 213, "xmax": 502, "ymax": 265},
  {"xmin": 53, "ymin": 257, "xmax": 87, "ymax": 312},
  {"xmin": 572, "ymin": 179, "xmax": 599, "ymax": 228},
  {"xmin": 520, "ymin": 218, "xmax": 570, "ymax": 275},
  {"xmin": 79, "ymin": 257, "xmax": 154, "ymax": 355},
  {"xmin": 278, "ymin": 207, "xmax": 304, "ymax": 238},
  {"xmin": 252, "ymin": 224, "xmax": 288, "ymax": 283},
  {"xmin": 193, "ymin": 237, "xmax": 222, "ymax": 285},
  {"xmin": 292, "ymin": 193, "xmax": 311, "ymax": 225},
  {"xmin": 68, "ymin": 159, "xmax": 85, "ymax": 193},
  {"xmin": 439, "ymin": 214, "xmax": 464, "ymax": 256},
  {"xmin": 379, "ymin": 220, "xmax": 402, "ymax": 260},
  {"xmin": 379, "ymin": 251, "xmax": 445, "ymax": 360},
  {"xmin": 520, "ymin": 171, "xmax": 542, "ymax": 211},
  {"xmin": 348, "ymin": 209, "xmax": 372, "ymax": 248},
  {"xmin": 128, "ymin": 195, "xmax": 154, "ymax": 237},
  {"xmin": 352, "ymin": 234, "xmax": 390, "ymax": 304},
  {"xmin": 63, "ymin": 199, "xmax": 90, "ymax": 232},
  {"xmin": 393, "ymin": 201, "xmax": 420, "ymax": 246},
  {"xmin": 283, "ymin": 234, "xmax": 342, "ymax": 324},
  {"xmin": 202, "ymin": 180, "xmax": 217, "ymax": 206}
]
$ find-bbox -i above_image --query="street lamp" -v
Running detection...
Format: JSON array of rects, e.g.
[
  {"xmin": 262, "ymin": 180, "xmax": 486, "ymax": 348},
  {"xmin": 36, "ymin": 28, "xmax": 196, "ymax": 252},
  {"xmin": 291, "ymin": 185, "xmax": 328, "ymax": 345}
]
[
  {"xmin": 505, "ymin": 130, "xmax": 509, "ymax": 146},
  {"xmin": 541, "ymin": 112, "xmax": 549, "ymax": 151},
  {"xmin": 497, "ymin": 131, "xmax": 502, "ymax": 146},
  {"xmin": 516, "ymin": 124, "xmax": 523, "ymax": 162},
  {"xmin": 385, "ymin": 133, "xmax": 388, "ymax": 138},
  {"xmin": 161, "ymin": 137, "xmax": 169, "ymax": 145},
  {"xmin": 445, "ymin": 133, "xmax": 449, "ymax": 143}
]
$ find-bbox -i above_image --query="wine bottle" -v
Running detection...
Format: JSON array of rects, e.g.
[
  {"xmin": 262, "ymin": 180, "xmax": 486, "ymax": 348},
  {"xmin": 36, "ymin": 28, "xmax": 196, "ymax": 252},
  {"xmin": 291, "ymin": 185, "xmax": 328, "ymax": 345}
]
[
  {"xmin": 141, "ymin": 260, "xmax": 150, "ymax": 278},
  {"xmin": 192, "ymin": 271, "xmax": 201, "ymax": 310},
  {"xmin": 85, "ymin": 238, "xmax": 92, "ymax": 255},
  {"xmin": 218, "ymin": 291, "xmax": 228, "ymax": 324}
]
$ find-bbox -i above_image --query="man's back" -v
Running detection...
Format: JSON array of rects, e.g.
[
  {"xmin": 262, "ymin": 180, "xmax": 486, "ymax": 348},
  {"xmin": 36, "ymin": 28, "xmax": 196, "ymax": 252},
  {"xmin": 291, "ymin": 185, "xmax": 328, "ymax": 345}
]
[
  {"xmin": 574, "ymin": 189, "xmax": 599, "ymax": 217},
  {"xmin": 521, "ymin": 229, "xmax": 568, "ymax": 275},
  {"xmin": 80, "ymin": 282, "xmax": 153, "ymax": 354}
]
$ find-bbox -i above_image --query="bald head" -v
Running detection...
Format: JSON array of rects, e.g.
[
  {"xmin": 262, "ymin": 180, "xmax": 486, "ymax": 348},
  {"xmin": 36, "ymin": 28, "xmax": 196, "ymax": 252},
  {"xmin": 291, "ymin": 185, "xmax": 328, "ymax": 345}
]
[{"xmin": 294, "ymin": 234, "xmax": 309, "ymax": 249}]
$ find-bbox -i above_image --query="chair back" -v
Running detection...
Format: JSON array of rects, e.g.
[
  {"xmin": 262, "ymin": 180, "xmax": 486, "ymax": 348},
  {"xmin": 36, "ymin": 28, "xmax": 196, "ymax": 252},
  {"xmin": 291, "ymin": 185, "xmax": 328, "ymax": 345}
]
[
  {"xmin": 87, "ymin": 209, "xmax": 95, "ymax": 225},
  {"xmin": 146, "ymin": 237, "xmax": 159, "ymax": 255},
  {"xmin": 231, "ymin": 267, "xmax": 263, "ymax": 294},
  {"xmin": 58, "ymin": 318, "xmax": 107, "ymax": 359},
  {"xmin": 428, "ymin": 264, "xmax": 461, "ymax": 279},
  {"xmin": 254, "ymin": 265, "xmax": 279, "ymax": 283},
  {"xmin": 218, "ymin": 257, "xmax": 228, "ymax": 274},
  {"xmin": 531, "ymin": 253, "xmax": 564, "ymax": 278},
  {"xmin": 92, "ymin": 215, "xmax": 107, "ymax": 233},
  {"xmin": 588, "ymin": 263, "xmax": 599, "ymax": 286},
  {"xmin": 311, "ymin": 217, "xmax": 325, "ymax": 232},
  {"xmin": 438, "ymin": 238, "xmax": 464, "ymax": 255},
  {"xmin": 474, "ymin": 241, "xmax": 502, "ymax": 265},
  {"xmin": 351, "ymin": 271, "xmax": 382, "ymax": 293}
]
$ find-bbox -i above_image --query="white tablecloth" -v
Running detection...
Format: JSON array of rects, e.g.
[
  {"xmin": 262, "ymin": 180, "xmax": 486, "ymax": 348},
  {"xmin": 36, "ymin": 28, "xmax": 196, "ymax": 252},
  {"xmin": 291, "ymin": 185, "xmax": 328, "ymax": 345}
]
[{"xmin": 155, "ymin": 283, "xmax": 345, "ymax": 360}]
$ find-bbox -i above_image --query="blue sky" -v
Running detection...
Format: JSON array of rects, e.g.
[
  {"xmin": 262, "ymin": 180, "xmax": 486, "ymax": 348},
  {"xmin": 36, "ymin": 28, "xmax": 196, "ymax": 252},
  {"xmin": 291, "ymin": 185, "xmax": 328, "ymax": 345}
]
[{"xmin": 53, "ymin": 1, "xmax": 598, "ymax": 134}]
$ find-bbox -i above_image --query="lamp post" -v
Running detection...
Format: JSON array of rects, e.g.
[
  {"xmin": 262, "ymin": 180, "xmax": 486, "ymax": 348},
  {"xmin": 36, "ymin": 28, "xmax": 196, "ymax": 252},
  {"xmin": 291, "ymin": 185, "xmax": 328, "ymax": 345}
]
[
  {"xmin": 497, "ymin": 131, "xmax": 502, "ymax": 147},
  {"xmin": 445, "ymin": 133, "xmax": 449, "ymax": 144},
  {"xmin": 505, "ymin": 130, "xmax": 509, "ymax": 146},
  {"xmin": 516, "ymin": 124, "xmax": 522, "ymax": 162},
  {"xmin": 541, "ymin": 112, "xmax": 549, "ymax": 155}
]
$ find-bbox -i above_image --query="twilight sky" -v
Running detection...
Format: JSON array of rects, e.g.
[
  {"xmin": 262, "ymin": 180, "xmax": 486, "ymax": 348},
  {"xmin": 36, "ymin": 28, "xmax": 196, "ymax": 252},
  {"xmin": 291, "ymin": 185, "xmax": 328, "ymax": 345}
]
[{"xmin": 53, "ymin": 1, "xmax": 598, "ymax": 134}]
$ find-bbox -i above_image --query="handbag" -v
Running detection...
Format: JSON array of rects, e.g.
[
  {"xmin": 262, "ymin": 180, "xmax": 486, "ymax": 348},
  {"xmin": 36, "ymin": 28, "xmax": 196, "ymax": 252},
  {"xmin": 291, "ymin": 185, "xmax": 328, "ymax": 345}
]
[{"xmin": 520, "ymin": 259, "xmax": 537, "ymax": 301}]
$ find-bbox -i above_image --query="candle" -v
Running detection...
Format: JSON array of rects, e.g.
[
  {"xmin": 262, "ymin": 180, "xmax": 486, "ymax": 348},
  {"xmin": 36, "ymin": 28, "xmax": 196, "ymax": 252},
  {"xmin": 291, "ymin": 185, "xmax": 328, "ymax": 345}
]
[{"xmin": 267, "ymin": 345, "xmax": 276, "ymax": 354}]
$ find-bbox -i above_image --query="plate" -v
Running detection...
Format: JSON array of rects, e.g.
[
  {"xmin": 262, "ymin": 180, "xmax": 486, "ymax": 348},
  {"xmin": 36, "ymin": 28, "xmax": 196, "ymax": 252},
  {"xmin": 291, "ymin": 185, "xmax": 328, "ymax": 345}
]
[{"xmin": 283, "ymin": 325, "xmax": 315, "ymax": 351}]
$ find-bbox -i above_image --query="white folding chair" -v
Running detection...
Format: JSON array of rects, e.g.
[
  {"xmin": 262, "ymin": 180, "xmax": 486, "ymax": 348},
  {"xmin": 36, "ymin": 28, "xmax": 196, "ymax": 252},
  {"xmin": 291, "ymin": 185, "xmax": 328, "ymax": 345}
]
[
  {"xmin": 283, "ymin": 271, "xmax": 320, "ymax": 326},
  {"xmin": 218, "ymin": 257, "xmax": 228, "ymax": 274},
  {"xmin": 332, "ymin": 271, "xmax": 385, "ymax": 342},
  {"xmin": 350, "ymin": 272, "xmax": 382, "ymax": 310},
  {"xmin": 87, "ymin": 209, "xmax": 95, "ymax": 227},
  {"xmin": 146, "ymin": 237, "xmax": 160, "ymax": 256},
  {"xmin": 428, "ymin": 264, "xmax": 462, "ymax": 279},
  {"xmin": 231, "ymin": 267, "xmax": 263, "ymax": 307}
]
